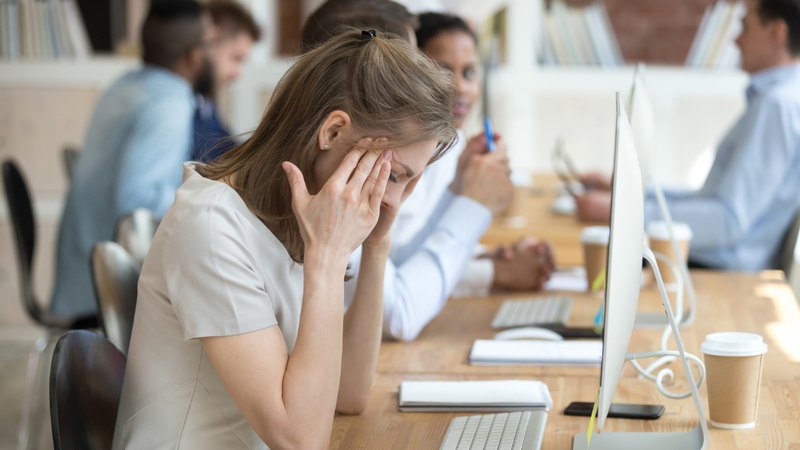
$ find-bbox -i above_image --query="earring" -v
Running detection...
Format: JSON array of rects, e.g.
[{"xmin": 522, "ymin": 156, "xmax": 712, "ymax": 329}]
[{"xmin": 323, "ymin": 143, "xmax": 330, "ymax": 149}]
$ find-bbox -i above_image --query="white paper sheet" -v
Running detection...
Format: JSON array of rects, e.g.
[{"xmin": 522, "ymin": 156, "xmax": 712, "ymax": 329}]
[
  {"xmin": 399, "ymin": 380, "xmax": 553, "ymax": 412},
  {"xmin": 544, "ymin": 267, "xmax": 589, "ymax": 292},
  {"xmin": 470, "ymin": 339, "xmax": 603, "ymax": 367}
]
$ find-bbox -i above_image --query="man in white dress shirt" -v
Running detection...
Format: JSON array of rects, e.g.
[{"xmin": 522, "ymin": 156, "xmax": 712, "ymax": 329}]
[{"xmin": 303, "ymin": 3, "xmax": 556, "ymax": 341}]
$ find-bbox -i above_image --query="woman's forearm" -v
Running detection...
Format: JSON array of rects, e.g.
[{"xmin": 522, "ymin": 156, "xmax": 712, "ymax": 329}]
[
  {"xmin": 337, "ymin": 243, "xmax": 389, "ymax": 414},
  {"xmin": 281, "ymin": 250, "xmax": 347, "ymax": 445}
]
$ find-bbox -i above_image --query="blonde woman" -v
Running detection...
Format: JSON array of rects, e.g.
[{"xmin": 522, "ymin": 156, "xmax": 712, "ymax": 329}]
[{"xmin": 112, "ymin": 30, "xmax": 456, "ymax": 450}]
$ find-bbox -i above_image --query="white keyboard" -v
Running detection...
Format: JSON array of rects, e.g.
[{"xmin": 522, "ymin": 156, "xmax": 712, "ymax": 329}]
[
  {"xmin": 491, "ymin": 297, "xmax": 574, "ymax": 329},
  {"xmin": 439, "ymin": 411, "xmax": 547, "ymax": 450}
]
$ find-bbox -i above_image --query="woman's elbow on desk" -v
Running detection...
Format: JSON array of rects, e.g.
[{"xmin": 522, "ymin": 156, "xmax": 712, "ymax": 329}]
[{"xmin": 336, "ymin": 391, "xmax": 371, "ymax": 415}]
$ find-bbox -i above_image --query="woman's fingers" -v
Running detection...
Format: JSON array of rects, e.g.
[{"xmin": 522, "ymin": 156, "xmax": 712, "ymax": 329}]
[
  {"xmin": 329, "ymin": 147, "xmax": 368, "ymax": 186},
  {"xmin": 368, "ymin": 161, "xmax": 391, "ymax": 213},
  {"xmin": 283, "ymin": 162, "xmax": 309, "ymax": 210},
  {"xmin": 361, "ymin": 150, "xmax": 391, "ymax": 197},
  {"xmin": 348, "ymin": 148, "xmax": 383, "ymax": 191}
]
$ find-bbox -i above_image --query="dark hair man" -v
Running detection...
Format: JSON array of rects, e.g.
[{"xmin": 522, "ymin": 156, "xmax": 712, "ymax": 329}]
[
  {"xmin": 193, "ymin": 0, "xmax": 261, "ymax": 162},
  {"xmin": 576, "ymin": 0, "xmax": 800, "ymax": 272},
  {"xmin": 301, "ymin": 0, "xmax": 418, "ymax": 50},
  {"xmin": 53, "ymin": 0, "xmax": 218, "ymax": 317}
]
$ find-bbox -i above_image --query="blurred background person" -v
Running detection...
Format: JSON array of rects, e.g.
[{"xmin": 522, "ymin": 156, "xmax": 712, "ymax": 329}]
[
  {"xmin": 574, "ymin": 0, "xmax": 800, "ymax": 272},
  {"xmin": 52, "ymin": 0, "xmax": 218, "ymax": 317},
  {"xmin": 301, "ymin": 0, "xmax": 418, "ymax": 50},
  {"xmin": 193, "ymin": 0, "xmax": 261, "ymax": 163}
]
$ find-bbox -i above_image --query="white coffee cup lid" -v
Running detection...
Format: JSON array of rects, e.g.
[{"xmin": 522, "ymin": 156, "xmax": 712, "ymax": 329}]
[
  {"xmin": 581, "ymin": 226, "xmax": 610, "ymax": 245},
  {"xmin": 700, "ymin": 332, "xmax": 768, "ymax": 357},
  {"xmin": 647, "ymin": 221, "xmax": 693, "ymax": 241}
]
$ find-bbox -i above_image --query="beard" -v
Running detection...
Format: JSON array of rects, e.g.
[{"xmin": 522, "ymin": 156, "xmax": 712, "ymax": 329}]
[{"xmin": 194, "ymin": 55, "xmax": 216, "ymax": 98}]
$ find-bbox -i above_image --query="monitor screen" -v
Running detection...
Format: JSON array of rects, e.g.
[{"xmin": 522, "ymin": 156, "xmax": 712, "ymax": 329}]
[{"xmin": 597, "ymin": 93, "xmax": 645, "ymax": 431}]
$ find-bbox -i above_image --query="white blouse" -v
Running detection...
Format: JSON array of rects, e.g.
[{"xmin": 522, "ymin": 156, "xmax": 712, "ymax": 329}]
[{"xmin": 113, "ymin": 163, "xmax": 303, "ymax": 450}]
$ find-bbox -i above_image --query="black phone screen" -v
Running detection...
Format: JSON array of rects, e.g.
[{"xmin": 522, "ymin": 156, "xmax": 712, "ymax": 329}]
[{"xmin": 564, "ymin": 402, "xmax": 665, "ymax": 420}]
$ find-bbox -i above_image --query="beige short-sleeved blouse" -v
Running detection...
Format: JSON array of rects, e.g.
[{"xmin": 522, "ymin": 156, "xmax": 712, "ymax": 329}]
[{"xmin": 112, "ymin": 163, "xmax": 304, "ymax": 449}]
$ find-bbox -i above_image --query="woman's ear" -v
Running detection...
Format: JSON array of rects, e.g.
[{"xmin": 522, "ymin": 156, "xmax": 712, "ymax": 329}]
[{"xmin": 318, "ymin": 110, "xmax": 352, "ymax": 151}]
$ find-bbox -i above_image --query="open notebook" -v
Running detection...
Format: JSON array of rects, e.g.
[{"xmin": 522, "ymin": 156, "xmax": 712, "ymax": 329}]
[
  {"xmin": 399, "ymin": 380, "xmax": 553, "ymax": 412},
  {"xmin": 469, "ymin": 340, "xmax": 603, "ymax": 366}
]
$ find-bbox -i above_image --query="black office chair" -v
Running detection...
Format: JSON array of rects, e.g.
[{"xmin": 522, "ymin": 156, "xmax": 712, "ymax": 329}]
[
  {"xmin": 2, "ymin": 159, "xmax": 98, "ymax": 449},
  {"xmin": 1, "ymin": 159, "xmax": 97, "ymax": 329},
  {"xmin": 781, "ymin": 209, "xmax": 800, "ymax": 300},
  {"xmin": 50, "ymin": 330, "xmax": 126, "ymax": 450}
]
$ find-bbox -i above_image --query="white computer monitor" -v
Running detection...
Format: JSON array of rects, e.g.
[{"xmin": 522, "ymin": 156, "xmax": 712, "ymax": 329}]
[
  {"xmin": 596, "ymin": 93, "xmax": 644, "ymax": 431},
  {"xmin": 572, "ymin": 94, "xmax": 708, "ymax": 450},
  {"xmin": 627, "ymin": 63, "xmax": 698, "ymax": 329},
  {"xmin": 627, "ymin": 63, "xmax": 655, "ymax": 196}
]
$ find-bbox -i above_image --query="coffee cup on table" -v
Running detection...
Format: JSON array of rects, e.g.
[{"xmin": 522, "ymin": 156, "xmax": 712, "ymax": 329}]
[
  {"xmin": 646, "ymin": 221, "xmax": 693, "ymax": 285},
  {"xmin": 580, "ymin": 226, "xmax": 609, "ymax": 291},
  {"xmin": 701, "ymin": 332, "xmax": 768, "ymax": 429}
]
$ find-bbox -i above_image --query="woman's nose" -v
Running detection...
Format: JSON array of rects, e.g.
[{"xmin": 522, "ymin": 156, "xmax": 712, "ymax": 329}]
[{"xmin": 381, "ymin": 185, "xmax": 401, "ymax": 210}]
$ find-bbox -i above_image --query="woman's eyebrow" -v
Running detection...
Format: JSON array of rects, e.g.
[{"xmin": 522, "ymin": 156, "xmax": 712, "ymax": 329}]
[{"xmin": 395, "ymin": 161, "xmax": 415, "ymax": 178}]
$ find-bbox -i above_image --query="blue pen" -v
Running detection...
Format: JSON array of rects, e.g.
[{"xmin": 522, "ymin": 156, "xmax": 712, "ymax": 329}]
[{"xmin": 483, "ymin": 117, "xmax": 497, "ymax": 153}]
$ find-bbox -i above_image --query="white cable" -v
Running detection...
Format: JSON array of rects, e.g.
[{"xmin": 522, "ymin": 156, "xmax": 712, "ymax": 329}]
[
  {"xmin": 626, "ymin": 351, "xmax": 705, "ymax": 399},
  {"xmin": 652, "ymin": 177, "xmax": 698, "ymax": 326},
  {"xmin": 634, "ymin": 252, "xmax": 683, "ymax": 378}
]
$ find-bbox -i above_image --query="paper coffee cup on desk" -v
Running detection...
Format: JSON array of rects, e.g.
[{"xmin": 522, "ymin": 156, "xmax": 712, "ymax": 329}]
[
  {"xmin": 580, "ymin": 226, "xmax": 609, "ymax": 291},
  {"xmin": 646, "ymin": 221, "xmax": 693, "ymax": 285},
  {"xmin": 701, "ymin": 332, "xmax": 767, "ymax": 429}
]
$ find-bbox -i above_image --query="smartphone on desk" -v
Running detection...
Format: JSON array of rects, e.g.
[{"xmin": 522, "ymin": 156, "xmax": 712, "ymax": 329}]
[{"xmin": 564, "ymin": 402, "xmax": 664, "ymax": 420}]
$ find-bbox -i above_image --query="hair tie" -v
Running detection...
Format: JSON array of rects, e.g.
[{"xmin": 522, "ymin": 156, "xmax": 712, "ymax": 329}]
[{"xmin": 361, "ymin": 30, "xmax": 377, "ymax": 40}]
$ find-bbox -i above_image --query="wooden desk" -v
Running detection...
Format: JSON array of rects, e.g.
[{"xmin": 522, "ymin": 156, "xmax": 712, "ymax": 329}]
[
  {"xmin": 331, "ymin": 175, "xmax": 800, "ymax": 449},
  {"xmin": 376, "ymin": 271, "xmax": 800, "ymax": 381},
  {"xmin": 331, "ymin": 373, "xmax": 800, "ymax": 450},
  {"xmin": 334, "ymin": 271, "xmax": 800, "ymax": 449}
]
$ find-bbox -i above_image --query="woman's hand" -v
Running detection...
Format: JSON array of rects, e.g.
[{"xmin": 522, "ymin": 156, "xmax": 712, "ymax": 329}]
[
  {"xmin": 283, "ymin": 146, "xmax": 392, "ymax": 266},
  {"xmin": 450, "ymin": 131, "xmax": 506, "ymax": 195}
]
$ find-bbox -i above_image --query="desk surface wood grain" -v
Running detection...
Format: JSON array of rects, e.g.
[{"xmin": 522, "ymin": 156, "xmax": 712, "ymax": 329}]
[{"xmin": 331, "ymin": 177, "xmax": 800, "ymax": 449}]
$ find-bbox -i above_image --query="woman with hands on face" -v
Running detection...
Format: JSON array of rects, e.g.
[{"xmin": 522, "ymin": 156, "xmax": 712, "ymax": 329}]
[
  {"xmin": 112, "ymin": 29, "xmax": 457, "ymax": 450},
  {"xmin": 339, "ymin": 12, "xmax": 557, "ymax": 343}
]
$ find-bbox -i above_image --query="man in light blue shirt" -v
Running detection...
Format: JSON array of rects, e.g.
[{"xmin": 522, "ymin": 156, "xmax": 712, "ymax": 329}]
[
  {"xmin": 52, "ymin": 0, "xmax": 218, "ymax": 316},
  {"xmin": 576, "ymin": 0, "xmax": 800, "ymax": 272}
]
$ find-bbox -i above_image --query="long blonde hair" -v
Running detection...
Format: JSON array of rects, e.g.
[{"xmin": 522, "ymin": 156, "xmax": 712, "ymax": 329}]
[{"xmin": 199, "ymin": 29, "xmax": 457, "ymax": 263}]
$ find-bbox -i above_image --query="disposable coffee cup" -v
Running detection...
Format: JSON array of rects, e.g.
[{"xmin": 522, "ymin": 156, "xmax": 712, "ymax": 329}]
[
  {"xmin": 581, "ymin": 226, "xmax": 609, "ymax": 291},
  {"xmin": 701, "ymin": 332, "xmax": 767, "ymax": 429},
  {"xmin": 646, "ymin": 221, "xmax": 693, "ymax": 285}
]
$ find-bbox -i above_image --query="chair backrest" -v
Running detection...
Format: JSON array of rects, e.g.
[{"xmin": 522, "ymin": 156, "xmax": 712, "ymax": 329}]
[
  {"xmin": 781, "ymin": 209, "xmax": 800, "ymax": 300},
  {"xmin": 115, "ymin": 208, "xmax": 159, "ymax": 266},
  {"xmin": 50, "ymin": 330, "xmax": 126, "ymax": 450},
  {"xmin": 91, "ymin": 242, "xmax": 140, "ymax": 355},
  {"xmin": 2, "ymin": 159, "xmax": 45, "ymax": 323},
  {"xmin": 62, "ymin": 146, "xmax": 80, "ymax": 182}
]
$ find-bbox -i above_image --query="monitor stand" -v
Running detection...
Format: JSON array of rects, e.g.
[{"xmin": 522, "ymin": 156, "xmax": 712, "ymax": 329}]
[
  {"xmin": 635, "ymin": 178, "xmax": 697, "ymax": 329},
  {"xmin": 573, "ymin": 246, "xmax": 709, "ymax": 450}
]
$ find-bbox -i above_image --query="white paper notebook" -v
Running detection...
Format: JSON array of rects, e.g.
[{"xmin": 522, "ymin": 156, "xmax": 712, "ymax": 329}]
[
  {"xmin": 544, "ymin": 267, "xmax": 588, "ymax": 292},
  {"xmin": 398, "ymin": 380, "xmax": 553, "ymax": 412},
  {"xmin": 469, "ymin": 340, "xmax": 603, "ymax": 367}
]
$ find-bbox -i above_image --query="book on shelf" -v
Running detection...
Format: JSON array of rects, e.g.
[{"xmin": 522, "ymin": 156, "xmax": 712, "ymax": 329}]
[
  {"xmin": 685, "ymin": 0, "xmax": 745, "ymax": 69},
  {"xmin": 1, "ymin": 0, "xmax": 91, "ymax": 61},
  {"xmin": 539, "ymin": 1, "xmax": 624, "ymax": 67}
]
